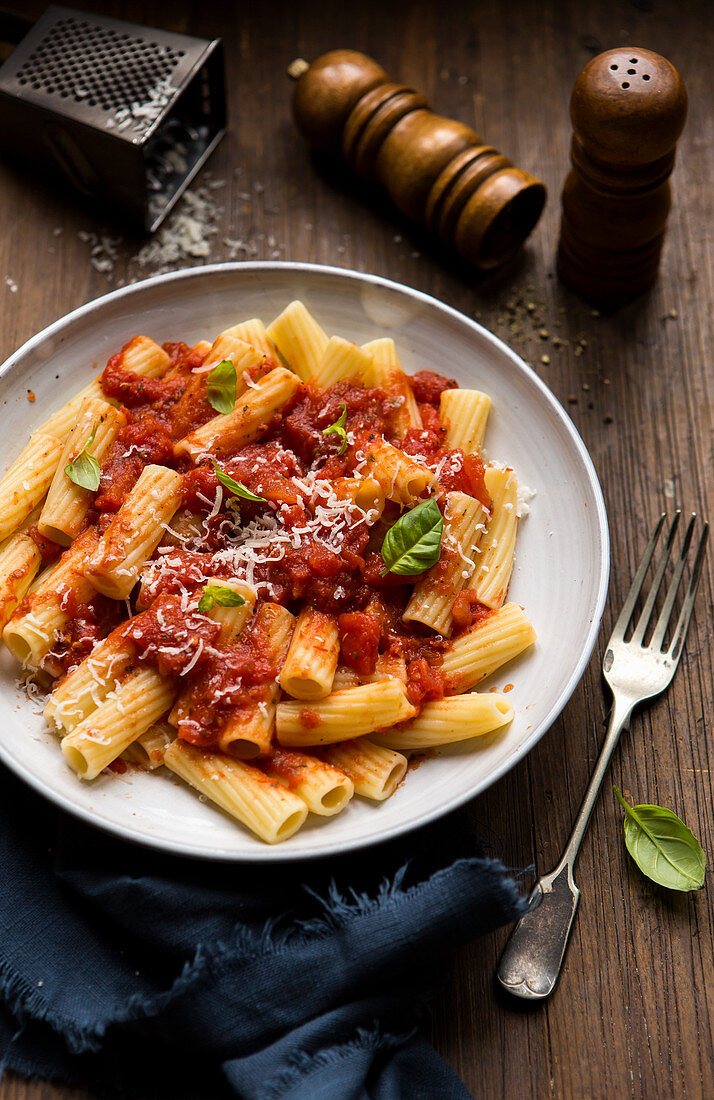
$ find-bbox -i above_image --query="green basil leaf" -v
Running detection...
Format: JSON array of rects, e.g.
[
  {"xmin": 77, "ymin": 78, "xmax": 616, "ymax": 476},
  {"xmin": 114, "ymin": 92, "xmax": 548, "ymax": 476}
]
[
  {"xmin": 65, "ymin": 424, "xmax": 101, "ymax": 491},
  {"xmin": 614, "ymin": 786, "xmax": 706, "ymax": 891},
  {"xmin": 206, "ymin": 359, "xmax": 237, "ymax": 415},
  {"xmin": 322, "ymin": 403, "xmax": 348, "ymax": 455},
  {"xmin": 198, "ymin": 584, "xmax": 247, "ymax": 614},
  {"xmin": 380, "ymin": 497, "xmax": 443, "ymax": 576},
  {"xmin": 212, "ymin": 460, "xmax": 266, "ymax": 503}
]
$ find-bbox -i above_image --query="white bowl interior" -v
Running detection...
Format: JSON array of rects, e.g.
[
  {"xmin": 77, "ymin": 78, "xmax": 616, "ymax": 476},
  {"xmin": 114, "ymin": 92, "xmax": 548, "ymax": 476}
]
[{"xmin": 0, "ymin": 264, "xmax": 609, "ymax": 860}]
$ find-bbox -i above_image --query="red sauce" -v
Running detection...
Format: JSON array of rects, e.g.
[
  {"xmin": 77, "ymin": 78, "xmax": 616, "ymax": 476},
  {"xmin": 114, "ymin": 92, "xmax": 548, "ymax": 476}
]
[
  {"xmin": 338, "ymin": 611, "xmax": 380, "ymax": 675},
  {"xmin": 262, "ymin": 748, "xmax": 311, "ymax": 788},
  {"xmin": 281, "ymin": 382, "xmax": 398, "ymax": 465},
  {"xmin": 410, "ymin": 370, "xmax": 458, "ymax": 405},
  {"xmin": 405, "ymin": 657, "xmax": 445, "ymax": 707},
  {"xmin": 26, "ymin": 526, "xmax": 62, "ymax": 565},
  {"xmin": 51, "ymin": 337, "xmax": 500, "ymax": 750},
  {"xmin": 451, "ymin": 591, "xmax": 494, "ymax": 630},
  {"xmin": 176, "ymin": 631, "xmax": 277, "ymax": 748},
  {"xmin": 122, "ymin": 593, "xmax": 221, "ymax": 678},
  {"xmin": 48, "ymin": 591, "xmax": 124, "ymax": 676}
]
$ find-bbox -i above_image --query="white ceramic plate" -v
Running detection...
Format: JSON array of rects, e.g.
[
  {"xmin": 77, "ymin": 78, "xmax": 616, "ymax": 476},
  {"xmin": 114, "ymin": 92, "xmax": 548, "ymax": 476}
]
[{"xmin": 0, "ymin": 263, "xmax": 609, "ymax": 861}]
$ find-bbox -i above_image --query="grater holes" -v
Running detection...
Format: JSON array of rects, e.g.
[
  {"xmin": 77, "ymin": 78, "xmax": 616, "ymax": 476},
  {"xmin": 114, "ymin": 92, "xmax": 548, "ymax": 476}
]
[{"xmin": 13, "ymin": 14, "xmax": 183, "ymax": 112}]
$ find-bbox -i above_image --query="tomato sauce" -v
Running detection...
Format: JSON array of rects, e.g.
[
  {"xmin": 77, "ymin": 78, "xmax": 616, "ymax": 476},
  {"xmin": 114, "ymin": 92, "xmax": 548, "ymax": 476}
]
[
  {"xmin": 263, "ymin": 748, "xmax": 313, "ymax": 787},
  {"xmin": 451, "ymin": 591, "xmax": 494, "ymax": 631},
  {"xmin": 176, "ymin": 630, "xmax": 277, "ymax": 749},
  {"xmin": 410, "ymin": 370, "xmax": 458, "ymax": 405},
  {"xmin": 26, "ymin": 526, "xmax": 62, "ymax": 565},
  {"xmin": 338, "ymin": 611, "xmax": 380, "ymax": 674},
  {"xmin": 64, "ymin": 341, "xmax": 489, "ymax": 741},
  {"xmin": 48, "ymin": 591, "xmax": 124, "ymax": 676},
  {"xmin": 122, "ymin": 593, "xmax": 222, "ymax": 678}
]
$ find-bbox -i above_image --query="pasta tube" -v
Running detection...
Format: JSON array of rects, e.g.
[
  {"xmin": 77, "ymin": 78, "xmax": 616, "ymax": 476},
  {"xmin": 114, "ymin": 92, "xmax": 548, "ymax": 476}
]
[
  {"xmin": 163, "ymin": 740, "xmax": 308, "ymax": 844},
  {"xmin": 38, "ymin": 397, "xmax": 126, "ymax": 546},
  {"xmin": 0, "ymin": 530, "xmax": 42, "ymax": 631},
  {"xmin": 403, "ymin": 491, "xmax": 488, "ymax": 636},
  {"xmin": 122, "ymin": 721, "xmax": 175, "ymax": 769},
  {"xmin": 87, "ymin": 465, "xmax": 182, "ymax": 599},
  {"xmin": 174, "ymin": 367, "xmax": 301, "ymax": 461},
  {"xmin": 440, "ymin": 602, "xmax": 536, "ymax": 692},
  {"xmin": 312, "ymin": 336, "xmax": 374, "ymax": 389},
  {"xmin": 323, "ymin": 739, "xmax": 407, "ymax": 801},
  {"xmin": 373, "ymin": 692, "xmax": 513, "ymax": 750},
  {"xmin": 36, "ymin": 336, "xmax": 169, "ymax": 442},
  {"xmin": 61, "ymin": 668, "xmax": 177, "ymax": 780},
  {"xmin": 276, "ymin": 678, "xmax": 416, "ymax": 747},
  {"xmin": 362, "ymin": 338, "xmax": 422, "ymax": 437},
  {"xmin": 217, "ymin": 603, "xmax": 295, "ymax": 758},
  {"xmin": 279, "ymin": 607, "xmax": 340, "ymax": 700},
  {"xmin": 357, "ymin": 436, "xmax": 433, "ymax": 505},
  {"xmin": 44, "ymin": 631, "xmax": 136, "ymax": 732},
  {"xmin": 118, "ymin": 335, "xmax": 172, "ymax": 378},
  {"xmin": 168, "ymin": 334, "xmax": 263, "ymax": 433},
  {"xmin": 466, "ymin": 466, "xmax": 518, "ymax": 609},
  {"xmin": 440, "ymin": 388, "xmax": 491, "ymax": 454},
  {"xmin": 3, "ymin": 527, "xmax": 99, "ymax": 667},
  {"xmin": 262, "ymin": 749, "xmax": 354, "ymax": 816},
  {"xmin": 37, "ymin": 381, "xmax": 109, "ymax": 441},
  {"xmin": 0, "ymin": 433, "xmax": 64, "ymax": 542},
  {"xmin": 331, "ymin": 666, "xmax": 360, "ymax": 691},
  {"xmin": 204, "ymin": 331, "xmax": 264, "ymax": 374},
  {"xmin": 331, "ymin": 476, "xmax": 385, "ymax": 519},
  {"xmin": 201, "ymin": 577, "xmax": 256, "ymax": 643},
  {"xmin": 331, "ymin": 653, "xmax": 407, "ymax": 691},
  {"xmin": 266, "ymin": 300, "xmax": 329, "ymax": 380},
  {"xmin": 224, "ymin": 318, "xmax": 277, "ymax": 360}
]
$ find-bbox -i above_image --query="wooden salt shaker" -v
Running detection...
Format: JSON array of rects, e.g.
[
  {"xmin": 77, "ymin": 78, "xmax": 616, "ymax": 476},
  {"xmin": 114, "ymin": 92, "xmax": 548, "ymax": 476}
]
[
  {"xmin": 557, "ymin": 47, "xmax": 688, "ymax": 305},
  {"xmin": 290, "ymin": 50, "xmax": 546, "ymax": 271}
]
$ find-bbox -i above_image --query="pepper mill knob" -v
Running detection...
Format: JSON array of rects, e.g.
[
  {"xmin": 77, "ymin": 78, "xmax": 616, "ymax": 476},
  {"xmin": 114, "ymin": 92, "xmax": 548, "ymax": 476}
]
[
  {"xmin": 557, "ymin": 47, "xmax": 688, "ymax": 304},
  {"xmin": 291, "ymin": 49, "xmax": 546, "ymax": 272}
]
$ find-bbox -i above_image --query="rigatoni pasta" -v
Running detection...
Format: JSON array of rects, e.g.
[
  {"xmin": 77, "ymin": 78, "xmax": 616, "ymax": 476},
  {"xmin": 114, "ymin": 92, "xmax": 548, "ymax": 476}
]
[
  {"xmin": 163, "ymin": 740, "xmax": 308, "ymax": 844},
  {"xmin": 0, "ymin": 529, "xmax": 42, "ymax": 630},
  {"xmin": 0, "ymin": 433, "xmax": 64, "ymax": 541},
  {"xmin": 87, "ymin": 464, "xmax": 182, "ymax": 599},
  {"xmin": 2, "ymin": 302, "xmax": 536, "ymax": 844},
  {"xmin": 466, "ymin": 466, "xmax": 518, "ymax": 609},
  {"xmin": 38, "ymin": 397, "xmax": 126, "ymax": 546}
]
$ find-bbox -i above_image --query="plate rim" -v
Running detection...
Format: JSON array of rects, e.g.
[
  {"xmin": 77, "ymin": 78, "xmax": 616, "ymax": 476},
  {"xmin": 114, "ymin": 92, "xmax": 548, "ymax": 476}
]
[{"xmin": 0, "ymin": 261, "xmax": 610, "ymax": 861}]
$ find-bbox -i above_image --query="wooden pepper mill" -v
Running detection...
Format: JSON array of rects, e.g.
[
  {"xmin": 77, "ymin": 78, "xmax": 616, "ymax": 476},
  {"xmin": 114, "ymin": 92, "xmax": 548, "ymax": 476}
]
[
  {"xmin": 557, "ymin": 47, "xmax": 688, "ymax": 305},
  {"xmin": 290, "ymin": 50, "xmax": 546, "ymax": 271}
]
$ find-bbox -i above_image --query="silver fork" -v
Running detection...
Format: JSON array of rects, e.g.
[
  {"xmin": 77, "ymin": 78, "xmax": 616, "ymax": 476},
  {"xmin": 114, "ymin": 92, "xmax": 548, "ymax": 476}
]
[{"xmin": 497, "ymin": 511, "xmax": 709, "ymax": 1000}]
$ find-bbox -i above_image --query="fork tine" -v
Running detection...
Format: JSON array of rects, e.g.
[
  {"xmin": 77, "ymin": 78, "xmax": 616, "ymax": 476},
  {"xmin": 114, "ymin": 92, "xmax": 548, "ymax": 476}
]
[
  {"xmin": 663, "ymin": 521, "xmax": 709, "ymax": 663},
  {"xmin": 630, "ymin": 511, "xmax": 681, "ymax": 645},
  {"xmin": 648, "ymin": 513, "xmax": 698, "ymax": 651},
  {"xmin": 609, "ymin": 513, "xmax": 667, "ymax": 642}
]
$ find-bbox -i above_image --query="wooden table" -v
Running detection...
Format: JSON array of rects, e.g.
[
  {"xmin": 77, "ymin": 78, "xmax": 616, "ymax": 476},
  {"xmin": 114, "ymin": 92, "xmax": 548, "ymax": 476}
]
[{"xmin": 1, "ymin": 2, "xmax": 711, "ymax": 1097}]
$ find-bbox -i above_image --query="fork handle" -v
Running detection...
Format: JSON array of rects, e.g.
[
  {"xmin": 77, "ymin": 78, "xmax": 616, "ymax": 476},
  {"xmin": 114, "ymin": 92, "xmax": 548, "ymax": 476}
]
[
  {"xmin": 560, "ymin": 692, "xmax": 635, "ymax": 868},
  {"xmin": 497, "ymin": 863, "xmax": 580, "ymax": 999},
  {"xmin": 497, "ymin": 692, "xmax": 635, "ymax": 999}
]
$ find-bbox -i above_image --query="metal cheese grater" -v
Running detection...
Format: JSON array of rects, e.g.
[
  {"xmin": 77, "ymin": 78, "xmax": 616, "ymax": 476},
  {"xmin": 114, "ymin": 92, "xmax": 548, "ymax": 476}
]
[{"xmin": 0, "ymin": 6, "xmax": 226, "ymax": 231}]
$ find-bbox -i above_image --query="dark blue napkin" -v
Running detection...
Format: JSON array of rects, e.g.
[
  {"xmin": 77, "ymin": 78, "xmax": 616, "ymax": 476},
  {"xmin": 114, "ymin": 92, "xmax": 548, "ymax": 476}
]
[{"xmin": 0, "ymin": 761, "xmax": 526, "ymax": 1099}]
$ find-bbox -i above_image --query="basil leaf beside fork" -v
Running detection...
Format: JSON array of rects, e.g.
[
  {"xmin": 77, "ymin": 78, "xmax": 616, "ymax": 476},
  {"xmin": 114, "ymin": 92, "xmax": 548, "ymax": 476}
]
[{"xmin": 614, "ymin": 786, "xmax": 706, "ymax": 891}]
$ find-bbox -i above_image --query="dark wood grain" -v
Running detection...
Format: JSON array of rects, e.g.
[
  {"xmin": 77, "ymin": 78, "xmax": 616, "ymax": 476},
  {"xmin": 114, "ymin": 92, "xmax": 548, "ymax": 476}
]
[{"xmin": 0, "ymin": 1, "xmax": 711, "ymax": 1098}]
